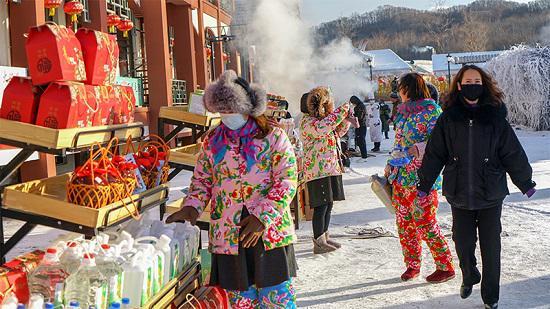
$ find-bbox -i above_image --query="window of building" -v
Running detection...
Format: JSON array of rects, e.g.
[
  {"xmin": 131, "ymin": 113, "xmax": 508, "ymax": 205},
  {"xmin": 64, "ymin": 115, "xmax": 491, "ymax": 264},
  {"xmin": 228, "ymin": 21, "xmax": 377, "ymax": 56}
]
[
  {"xmin": 80, "ymin": 0, "xmax": 91, "ymax": 23},
  {"xmin": 107, "ymin": 0, "xmax": 131, "ymax": 19}
]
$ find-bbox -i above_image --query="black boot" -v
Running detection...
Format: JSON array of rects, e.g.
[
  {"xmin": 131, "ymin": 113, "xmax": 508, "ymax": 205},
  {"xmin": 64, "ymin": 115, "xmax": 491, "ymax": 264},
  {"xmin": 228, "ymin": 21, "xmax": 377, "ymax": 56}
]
[
  {"xmin": 371, "ymin": 142, "xmax": 381, "ymax": 152},
  {"xmin": 460, "ymin": 284, "xmax": 473, "ymax": 299},
  {"xmin": 484, "ymin": 303, "xmax": 498, "ymax": 309}
]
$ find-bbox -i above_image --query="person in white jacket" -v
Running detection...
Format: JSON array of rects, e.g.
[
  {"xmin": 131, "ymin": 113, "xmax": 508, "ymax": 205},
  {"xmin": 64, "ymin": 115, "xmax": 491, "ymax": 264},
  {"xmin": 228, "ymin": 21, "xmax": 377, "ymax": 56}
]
[{"xmin": 366, "ymin": 98, "xmax": 383, "ymax": 152}]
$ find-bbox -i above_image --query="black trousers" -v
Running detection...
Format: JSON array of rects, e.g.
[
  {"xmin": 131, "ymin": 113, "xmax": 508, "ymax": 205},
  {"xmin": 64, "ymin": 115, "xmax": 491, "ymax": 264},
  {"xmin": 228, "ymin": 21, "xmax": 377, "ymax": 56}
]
[
  {"xmin": 355, "ymin": 126, "xmax": 368, "ymax": 158},
  {"xmin": 312, "ymin": 203, "xmax": 333, "ymax": 239},
  {"xmin": 451, "ymin": 204, "xmax": 502, "ymax": 304}
]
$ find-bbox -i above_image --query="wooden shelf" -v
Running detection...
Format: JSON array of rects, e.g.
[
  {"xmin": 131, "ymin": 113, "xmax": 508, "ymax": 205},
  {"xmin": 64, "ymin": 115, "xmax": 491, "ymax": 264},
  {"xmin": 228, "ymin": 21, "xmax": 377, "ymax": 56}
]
[
  {"xmin": 0, "ymin": 119, "xmax": 143, "ymax": 150},
  {"xmin": 2, "ymin": 173, "xmax": 169, "ymax": 229},
  {"xmin": 159, "ymin": 106, "xmax": 220, "ymax": 127},
  {"xmin": 169, "ymin": 144, "xmax": 201, "ymax": 167}
]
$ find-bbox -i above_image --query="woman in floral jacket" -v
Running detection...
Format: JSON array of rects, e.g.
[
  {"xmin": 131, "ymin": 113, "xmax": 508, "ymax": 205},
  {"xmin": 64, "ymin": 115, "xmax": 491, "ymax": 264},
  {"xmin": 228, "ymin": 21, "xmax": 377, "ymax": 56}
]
[
  {"xmin": 167, "ymin": 71, "xmax": 298, "ymax": 308},
  {"xmin": 384, "ymin": 73, "xmax": 455, "ymax": 283},
  {"xmin": 300, "ymin": 87, "xmax": 351, "ymax": 254}
]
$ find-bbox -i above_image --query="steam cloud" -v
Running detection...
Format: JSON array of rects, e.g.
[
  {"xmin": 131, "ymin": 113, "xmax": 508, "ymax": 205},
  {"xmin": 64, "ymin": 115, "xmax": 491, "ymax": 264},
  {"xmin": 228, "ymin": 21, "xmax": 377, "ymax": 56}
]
[{"xmin": 240, "ymin": 0, "xmax": 376, "ymax": 112}]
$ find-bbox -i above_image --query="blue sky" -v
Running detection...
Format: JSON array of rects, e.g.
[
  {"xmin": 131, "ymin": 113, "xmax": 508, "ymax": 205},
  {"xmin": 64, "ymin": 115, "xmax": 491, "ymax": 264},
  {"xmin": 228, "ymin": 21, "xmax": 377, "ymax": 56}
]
[{"xmin": 301, "ymin": 0, "xmax": 534, "ymax": 25}]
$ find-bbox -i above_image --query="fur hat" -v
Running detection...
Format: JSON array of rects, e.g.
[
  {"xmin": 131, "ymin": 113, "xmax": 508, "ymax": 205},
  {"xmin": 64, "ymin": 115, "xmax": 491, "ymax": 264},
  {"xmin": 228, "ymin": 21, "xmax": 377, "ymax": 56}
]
[
  {"xmin": 204, "ymin": 70, "xmax": 267, "ymax": 117},
  {"xmin": 307, "ymin": 86, "xmax": 334, "ymax": 118},
  {"xmin": 300, "ymin": 92, "xmax": 310, "ymax": 114}
]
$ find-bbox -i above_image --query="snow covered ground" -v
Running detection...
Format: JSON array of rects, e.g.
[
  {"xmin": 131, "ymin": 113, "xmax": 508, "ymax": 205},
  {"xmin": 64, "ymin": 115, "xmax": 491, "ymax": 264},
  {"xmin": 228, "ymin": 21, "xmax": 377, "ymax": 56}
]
[{"xmin": 3, "ymin": 127, "xmax": 550, "ymax": 308}]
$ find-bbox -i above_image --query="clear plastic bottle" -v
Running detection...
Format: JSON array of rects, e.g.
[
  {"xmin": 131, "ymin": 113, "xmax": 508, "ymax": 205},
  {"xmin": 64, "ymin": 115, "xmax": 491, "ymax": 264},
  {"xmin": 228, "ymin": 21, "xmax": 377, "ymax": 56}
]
[
  {"xmin": 27, "ymin": 294, "xmax": 43, "ymax": 309},
  {"xmin": 96, "ymin": 244, "xmax": 124, "ymax": 306},
  {"xmin": 28, "ymin": 248, "xmax": 68, "ymax": 307},
  {"xmin": 60, "ymin": 242, "xmax": 82, "ymax": 274},
  {"xmin": 64, "ymin": 254, "xmax": 108, "ymax": 309}
]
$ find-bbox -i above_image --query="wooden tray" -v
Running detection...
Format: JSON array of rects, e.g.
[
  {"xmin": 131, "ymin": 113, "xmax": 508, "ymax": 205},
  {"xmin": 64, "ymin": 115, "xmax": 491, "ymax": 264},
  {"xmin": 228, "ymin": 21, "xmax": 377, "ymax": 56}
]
[
  {"xmin": 159, "ymin": 106, "xmax": 220, "ymax": 127},
  {"xmin": 169, "ymin": 144, "xmax": 201, "ymax": 167},
  {"xmin": 0, "ymin": 118, "xmax": 143, "ymax": 150},
  {"xmin": 2, "ymin": 174, "xmax": 168, "ymax": 228}
]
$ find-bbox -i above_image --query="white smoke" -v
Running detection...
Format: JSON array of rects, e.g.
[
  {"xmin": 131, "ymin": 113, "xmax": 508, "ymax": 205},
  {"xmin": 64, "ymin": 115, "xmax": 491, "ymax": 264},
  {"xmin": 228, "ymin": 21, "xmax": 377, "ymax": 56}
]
[
  {"xmin": 241, "ymin": 0, "xmax": 375, "ymax": 112},
  {"xmin": 540, "ymin": 23, "xmax": 550, "ymax": 44}
]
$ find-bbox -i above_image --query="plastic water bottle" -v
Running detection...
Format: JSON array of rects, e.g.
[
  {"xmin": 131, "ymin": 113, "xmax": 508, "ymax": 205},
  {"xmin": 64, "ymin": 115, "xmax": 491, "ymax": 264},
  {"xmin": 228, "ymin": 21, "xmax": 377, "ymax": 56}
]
[
  {"xmin": 97, "ymin": 244, "xmax": 124, "ymax": 306},
  {"xmin": 27, "ymin": 294, "xmax": 44, "ymax": 309},
  {"xmin": 28, "ymin": 248, "xmax": 68, "ymax": 307},
  {"xmin": 64, "ymin": 254, "xmax": 108, "ymax": 309},
  {"xmin": 0, "ymin": 292, "xmax": 18, "ymax": 309},
  {"xmin": 120, "ymin": 298, "xmax": 130, "ymax": 309},
  {"xmin": 122, "ymin": 252, "xmax": 149, "ymax": 307},
  {"xmin": 60, "ymin": 242, "xmax": 83, "ymax": 274}
]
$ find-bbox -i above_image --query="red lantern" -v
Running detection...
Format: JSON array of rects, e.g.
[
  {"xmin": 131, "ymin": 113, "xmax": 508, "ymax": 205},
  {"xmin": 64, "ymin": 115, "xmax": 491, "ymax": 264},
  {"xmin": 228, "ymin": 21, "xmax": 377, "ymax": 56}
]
[
  {"xmin": 44, "ymin": 0, "xmax": 63, "ymax": 17},
  {"xmin": 437, "ymin": 76, "xmax": 446, "ymax": 82},
  {"xmin": 222, "ymin": 52, "xmax": 229, "ymax": 62},
  {"xmin": 205, "ymin": 48, "xmax": 212, "ymax": 59},
  {"xmin": 64, "ymin": 0, "xmax": 84, "ymax": 24},
  {"xmin": 107, "ymin": 13, "xmax": 121, "ymax": 34},
  {"xmin": 117, "ymin": 18, "xmax": 134, "ymax": 38}
]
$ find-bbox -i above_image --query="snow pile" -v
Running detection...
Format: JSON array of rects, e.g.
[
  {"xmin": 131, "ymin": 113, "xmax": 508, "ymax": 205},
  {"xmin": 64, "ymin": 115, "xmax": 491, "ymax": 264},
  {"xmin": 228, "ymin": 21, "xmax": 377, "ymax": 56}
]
[{"xmin": 486, "ymin": 45, "xmax": 550, "ymax": 131}]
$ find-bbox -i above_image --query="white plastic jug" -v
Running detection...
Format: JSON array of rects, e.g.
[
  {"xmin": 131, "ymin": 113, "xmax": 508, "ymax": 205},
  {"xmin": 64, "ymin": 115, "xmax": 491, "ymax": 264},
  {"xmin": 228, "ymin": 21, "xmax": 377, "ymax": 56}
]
[
  {"xmin": 156, "ymin": 234, "xmax": 174, "ymax": 284},
  {"xmin": 121, "ymin": 252, "xmax": 149, "ymax": 308},
  {"xmin": 173, "ymin": 223, "xmax": 192, "ymax": 269},
  {"xmin": 134, "ymin": 241, "xmax": 163, "ymax": 295}
]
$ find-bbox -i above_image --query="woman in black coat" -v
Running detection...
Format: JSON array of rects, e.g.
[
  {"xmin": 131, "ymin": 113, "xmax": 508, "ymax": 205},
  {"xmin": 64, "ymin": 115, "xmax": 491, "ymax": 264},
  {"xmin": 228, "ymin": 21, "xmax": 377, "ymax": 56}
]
[
  {"xmin": 350, "ymin": 95, "xmax": 368, "ymax": 158},
  {"xmin": 417, "ymin": 65, "xmax": 536, "ymax": 309}
]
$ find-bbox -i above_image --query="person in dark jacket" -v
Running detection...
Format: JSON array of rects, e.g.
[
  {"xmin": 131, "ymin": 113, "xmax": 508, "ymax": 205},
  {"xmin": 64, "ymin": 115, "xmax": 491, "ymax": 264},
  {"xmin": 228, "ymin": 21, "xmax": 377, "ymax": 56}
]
[
  {"xmin": 379, "ymin": 100, "xmax": 391, "ymax": 139},
  {"xmin": 426, "ymin": 82, "xmax": 440, "ymax": 105},
  {"xmin": 417, "ymin": 65, "xmax": 537, "ymax": 309},
  {"xmin": 350, "ymin": 95, "xmax": 368, "ymax": 159}
]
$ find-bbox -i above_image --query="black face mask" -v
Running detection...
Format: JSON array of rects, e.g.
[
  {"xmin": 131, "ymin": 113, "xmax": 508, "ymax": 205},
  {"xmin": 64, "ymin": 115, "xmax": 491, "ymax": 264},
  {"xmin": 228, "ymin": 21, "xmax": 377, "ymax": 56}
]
[{"xmin": 460, "ymin": 84, "xmax": 484, "ymax": 101}]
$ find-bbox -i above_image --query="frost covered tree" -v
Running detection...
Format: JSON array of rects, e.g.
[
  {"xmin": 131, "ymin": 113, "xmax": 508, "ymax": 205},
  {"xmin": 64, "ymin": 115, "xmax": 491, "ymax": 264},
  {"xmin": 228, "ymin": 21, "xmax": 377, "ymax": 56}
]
[{"xmin": 486, "ymin": 45, "xmax": 550, "ymax": 131}]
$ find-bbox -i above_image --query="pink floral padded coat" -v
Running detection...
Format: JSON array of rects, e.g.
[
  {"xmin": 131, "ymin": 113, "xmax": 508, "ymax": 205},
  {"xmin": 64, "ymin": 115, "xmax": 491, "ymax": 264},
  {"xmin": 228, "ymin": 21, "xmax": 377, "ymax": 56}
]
[
  {"xmin": 183, "ymin": 126, "xmax": 298, "ymax": 255},
  {"xmin": 300, "ymin": 104, "xmax": 351, "ymax": 184}
]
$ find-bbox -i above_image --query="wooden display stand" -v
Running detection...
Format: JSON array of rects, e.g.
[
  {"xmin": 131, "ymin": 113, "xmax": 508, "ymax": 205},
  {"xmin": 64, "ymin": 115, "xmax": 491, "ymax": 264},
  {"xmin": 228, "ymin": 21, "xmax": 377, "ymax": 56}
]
[
  {"xmin": 158, "ymin": 106, "xmax": 220, "ymax": 146},
  {"xmin": 0, "ymin": 120, "xmax": 152, "ymax": 262}
]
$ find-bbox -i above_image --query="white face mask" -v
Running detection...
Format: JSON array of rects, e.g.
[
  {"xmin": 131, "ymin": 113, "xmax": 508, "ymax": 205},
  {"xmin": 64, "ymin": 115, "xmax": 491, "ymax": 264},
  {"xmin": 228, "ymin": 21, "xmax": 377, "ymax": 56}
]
[{"xmin": 221, "ymin": 113, "xmax": 248, "ymax": 130}]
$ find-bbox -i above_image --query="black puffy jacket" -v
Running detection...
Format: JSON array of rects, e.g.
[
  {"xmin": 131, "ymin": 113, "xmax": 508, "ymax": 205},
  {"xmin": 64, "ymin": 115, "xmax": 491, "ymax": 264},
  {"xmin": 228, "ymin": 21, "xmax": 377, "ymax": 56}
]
[{"xmin": 418, "ymin": 102, "xmax": 536, "ymax": 210}]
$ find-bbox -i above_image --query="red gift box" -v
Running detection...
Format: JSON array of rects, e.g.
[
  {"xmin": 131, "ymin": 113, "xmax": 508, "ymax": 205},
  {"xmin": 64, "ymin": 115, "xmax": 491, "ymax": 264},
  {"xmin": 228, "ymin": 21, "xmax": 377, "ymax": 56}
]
[
  {"xmin": 115, "ymin": 85, "xmax": 135, "ymax": 124},
  {"xmin": 35, "ymin": 82, "xmax": 98, "ymax": 129},
  {"xmin": 26, "ymin": 23, "xmax": 87, "ymax": 85},
  {"xmin": 0, "ymin": 267, "xmax": 29, "ymax": 304},
  {"xmin": 95, "ymin": 85, "xmax": 120, "ymax": 126},
  {"xmin": 0, "ymin": 250, "xmax": 44, "ymax": 304},
  {"xmin": 76, "ymin": 28, "xmax": 119, "ymax": 85},
  {"xmin": 0, "ymin": 77, "xmax": 42, "ymax": 124}
]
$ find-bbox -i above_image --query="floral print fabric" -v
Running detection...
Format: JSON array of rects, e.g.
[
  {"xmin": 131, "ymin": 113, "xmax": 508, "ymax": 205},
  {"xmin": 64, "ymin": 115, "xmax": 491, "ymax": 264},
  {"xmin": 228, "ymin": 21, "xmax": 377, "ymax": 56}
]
[
  {"xmin": 299, "ymin": 104, "xmax": 351, "ymax": 184},
  {"xmin": 227, "ymin": 280, "xmax": 296, "ymax": 309},
  {"xmin": 183, "ymin": 126, "xmax": 298, "ymax": 255},
  {"xmin": 392, "ymin": 183, "xmax": 454, "ymax": 271},
  {"xmin": 388, "ymin": 99, "xmax": 442, "ymax": 189}
]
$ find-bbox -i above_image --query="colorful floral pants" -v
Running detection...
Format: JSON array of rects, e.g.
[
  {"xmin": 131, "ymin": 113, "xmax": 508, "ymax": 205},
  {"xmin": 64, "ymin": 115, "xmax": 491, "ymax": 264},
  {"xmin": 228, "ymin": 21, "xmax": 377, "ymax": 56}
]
[
  {"xmin": 392, "ymin": 183, "xmax": 454, "ymax": 271},
  {"xmin": 227, "ymin": 279, "xmax": 296, "ymax": 309}
]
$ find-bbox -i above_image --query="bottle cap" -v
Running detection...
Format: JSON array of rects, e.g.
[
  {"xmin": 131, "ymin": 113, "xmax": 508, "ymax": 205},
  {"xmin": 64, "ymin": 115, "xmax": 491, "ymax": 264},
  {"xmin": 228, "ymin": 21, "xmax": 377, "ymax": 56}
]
[
  {"xmin": 45, "ymin": 303, "xmax": 54, "ymax": 309},
  {"xmin": 121, "ymin": 298, "xmax": 130, "ymax": 305},
  {"xmin": 70, "ymin": 301, "xmax": 80, "ymax": 306}
]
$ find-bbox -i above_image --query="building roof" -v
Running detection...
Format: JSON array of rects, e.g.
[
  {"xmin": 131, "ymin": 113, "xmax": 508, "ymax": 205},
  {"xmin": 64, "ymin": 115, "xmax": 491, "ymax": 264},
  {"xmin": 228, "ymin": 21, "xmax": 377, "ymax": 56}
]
[
  {"xmin": 360, "ymin": 49, "xmax": 412, "ymax": 76},
  {"xmin": 432, "ymin": 51, "xmax": 504, "ymax": 75}
]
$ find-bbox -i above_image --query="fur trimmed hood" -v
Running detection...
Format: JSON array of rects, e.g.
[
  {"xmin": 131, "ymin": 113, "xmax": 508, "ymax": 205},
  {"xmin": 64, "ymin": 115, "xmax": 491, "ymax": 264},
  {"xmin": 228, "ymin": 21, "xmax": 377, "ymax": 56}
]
[{"xmin": 204, "ymin": 70, "xmax": 267, "ymax": 117}]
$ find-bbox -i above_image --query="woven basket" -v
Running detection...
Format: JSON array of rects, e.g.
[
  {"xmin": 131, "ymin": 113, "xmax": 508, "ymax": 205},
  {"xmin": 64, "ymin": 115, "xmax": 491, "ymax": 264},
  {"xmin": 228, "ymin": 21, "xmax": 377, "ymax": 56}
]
[{"xmin": 67, "ymin": 182, "xmax": 111, "ymax": 209}]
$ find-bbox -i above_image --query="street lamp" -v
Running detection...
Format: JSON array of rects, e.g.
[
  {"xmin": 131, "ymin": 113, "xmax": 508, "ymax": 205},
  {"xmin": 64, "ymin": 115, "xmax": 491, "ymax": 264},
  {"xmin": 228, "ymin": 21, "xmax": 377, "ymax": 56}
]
[
  {"xmin": 446, "ymin": 54, "xmax": 454, "ymax": 88},
  {"xmin": 367, "ymin": 57, "xmax": 373, "ymax": 81}
]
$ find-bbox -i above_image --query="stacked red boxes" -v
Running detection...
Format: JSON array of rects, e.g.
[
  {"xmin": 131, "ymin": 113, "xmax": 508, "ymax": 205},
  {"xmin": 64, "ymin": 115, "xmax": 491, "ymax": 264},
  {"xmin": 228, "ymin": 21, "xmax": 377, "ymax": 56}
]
[{"xmin": 0, "ymin": 77, "xmax": 42, "ymax": 124}]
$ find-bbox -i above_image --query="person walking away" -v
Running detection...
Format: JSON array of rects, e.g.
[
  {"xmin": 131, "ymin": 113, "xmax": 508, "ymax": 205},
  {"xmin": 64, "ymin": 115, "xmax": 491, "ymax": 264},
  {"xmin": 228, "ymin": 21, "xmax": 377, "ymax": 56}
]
[
  {"xmin": 366, "ymin": 97, "xmax": 383, "ymax": 152},
  {"xmin": 350, "ymin": 96, "xmax": 368, "ymax": 159},
  {"xmin": 166, "ymin": 70, "xmax": 298, "ymax": 307},
  {"xmin": 300, "ymin": 86, "xmax": 351, "ymax": 254},
  {"xmin": 426, "ymin": 82, "xmax": 440, "ymax": 105},
  {"xmin": 384, "ymin": 72, "xmax": 455, "ymax": 283},
  {"xmin": 380, "ymin": 100, "xmax": 391, "ymax": 139},
  {"xmin": 417, "ymin": 65, "xmax": 536, "ymax": 309}
]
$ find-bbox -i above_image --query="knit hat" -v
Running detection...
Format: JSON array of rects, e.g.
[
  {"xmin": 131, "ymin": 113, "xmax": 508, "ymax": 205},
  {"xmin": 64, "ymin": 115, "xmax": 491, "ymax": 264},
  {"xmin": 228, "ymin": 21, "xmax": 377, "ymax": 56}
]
[{"xmin": 204, "ymin": 70, "xmax": 267, "ymax": 116}]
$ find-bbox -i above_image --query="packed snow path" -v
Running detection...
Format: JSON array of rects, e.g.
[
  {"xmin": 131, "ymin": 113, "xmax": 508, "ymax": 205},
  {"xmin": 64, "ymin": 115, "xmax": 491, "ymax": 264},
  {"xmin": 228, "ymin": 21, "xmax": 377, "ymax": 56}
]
[{"xmin": 3, "ymin": 128, "xmax": 550, "ymax": 308}]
